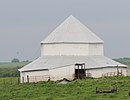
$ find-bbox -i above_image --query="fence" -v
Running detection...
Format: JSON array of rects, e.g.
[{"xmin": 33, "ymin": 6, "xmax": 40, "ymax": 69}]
[
  {"xmin": 28, "ymin": 75, "xmax": 50, "ymax": 83},
  {"xmin": 22, "ymin": 75, "xmax": 50, "ymax": 83},
  {"xmin": 102, "ymin": 71, "xmax": 123, "ymax": 77}
]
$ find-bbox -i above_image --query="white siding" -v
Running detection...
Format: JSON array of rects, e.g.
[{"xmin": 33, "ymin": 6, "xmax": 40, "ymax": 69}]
[
  {"xmin": 87, "ymin": 67, "xmax": 127, "ymax": 78},
  {"xmin": 20, "ymin": 70, "xmax": 49, "ymax": 83},
  {"xmin": 41, "ymin": 43, "xmax": 89, "ymax": 56},
  {"xmin": 126, "ymin": 68, "xmax": 130, "ymax": 76},
  {"xmin": 20, "ymin": 71, "xmax": 25, "ymax": 83},
  {"xmin": 86, "ymin": 68, "xmax": 101, "ymax": 78},
  {"xmin": 20, "ymin": 67, "xmax": 127, "ymax": 83},
  {"xmin": 49, "ymin": 65, "xmax": 75, "ymax": 81},
  {"xmin": 88, "ymin": 43, "xmax": 104, "ymax": 55},
  {"xmin": 41, "ymin": 43, "xmax": 103, "ymax": 56}
]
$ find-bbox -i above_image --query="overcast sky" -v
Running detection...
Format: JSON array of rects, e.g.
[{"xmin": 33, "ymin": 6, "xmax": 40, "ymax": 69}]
[{"xmin": 0, "ymin": 0, "xmax": 130, "ymax": 62}]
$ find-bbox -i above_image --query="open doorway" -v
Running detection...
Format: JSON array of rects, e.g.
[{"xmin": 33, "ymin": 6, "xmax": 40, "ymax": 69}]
[{"xmin": 75, "ymin": 63, "xmax": 86, "ymax": 79}]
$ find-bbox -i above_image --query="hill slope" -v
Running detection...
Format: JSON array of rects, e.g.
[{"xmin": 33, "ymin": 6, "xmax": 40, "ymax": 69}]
[
  {"xmin": 0, "ymin": 62, "xmax": 30, "ymax": 77},
  {"xmin": 0, "ymin": 77, "xmax": 130, "ymax": 100},
  {"xmin": 113, "ymin": 58, "xmax": 130, "ymax": 66}
]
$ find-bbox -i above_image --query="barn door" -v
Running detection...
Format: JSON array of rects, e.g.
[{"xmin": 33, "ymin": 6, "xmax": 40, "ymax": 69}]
[{"xmin": 75, "ymin": 63, "xmax": 86, "ymax": 79}]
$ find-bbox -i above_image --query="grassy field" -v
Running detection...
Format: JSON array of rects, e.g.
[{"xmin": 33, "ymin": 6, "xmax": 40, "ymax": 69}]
[
  {"xmin": 0, "ymin": 62, "xmax": 30, "ymax": 77},
  {"xmin": 0, "ymin": 77, "xmax": 130, "ymax": 100},
  {"xmin": 0, "ymin": 62, "xmax": 30, "ymax": 68},
  {"xmin": 113, "ymin": 58, "xmax": 130, "ymax": 66}
]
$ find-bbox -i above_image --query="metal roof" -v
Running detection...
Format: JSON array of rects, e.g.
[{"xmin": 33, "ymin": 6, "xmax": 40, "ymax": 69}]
[
  {"xmin": 19, "ymin": 56, "xmax": 126, "ymax": 72},
  {"xmin": 41, "ymin": 15, "xmax": 104, "ymax": 44}
]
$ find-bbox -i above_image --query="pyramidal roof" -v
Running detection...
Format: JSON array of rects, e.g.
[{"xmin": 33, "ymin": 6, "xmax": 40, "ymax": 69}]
[{"xmin": 41, "ymin": 15, "xmax": 104, "ymax": 44}]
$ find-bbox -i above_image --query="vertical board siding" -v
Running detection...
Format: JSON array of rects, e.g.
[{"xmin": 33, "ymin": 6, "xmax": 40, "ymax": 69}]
[
  {"xmin": 49, "ymin": 65, "xmax": 75, "ymax": 81},
  {"xmin": 87, "ymin": 67, "xmax": 127, "ymax": 78},
  {"xmin": 41, "ymin": 43, "xmax": 89, "ymax": 56},
  {"xmin": 20, "ymin": 70, "xmax": 49, "ymax": 83},
  {"xmin": 88, "ymin": 43, "xmax": 104, "ymax": 55},
  {"xmin": 41, "ymin": 43, "xmax": 103, "ymax": 56}
]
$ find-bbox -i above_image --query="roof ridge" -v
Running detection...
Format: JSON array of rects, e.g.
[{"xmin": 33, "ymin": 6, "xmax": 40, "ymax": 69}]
[{"xmin": 41, "ymin": 15, "xmax": 104, "ymax": 44}]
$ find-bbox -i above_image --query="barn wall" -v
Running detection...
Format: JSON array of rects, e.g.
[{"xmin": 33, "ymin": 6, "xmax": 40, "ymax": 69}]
[
  {"xmin": 49, "ymin": 65, "xmax": 75, "ymax": 81},
  {"xmin": 41, "ymin": 43, "xmax": 103, "ymax": 56},
  {"xmin": 126, "ymin": 68, "xmax": 130, "ymax": 76},
  {"xmin": 86, "ymin": 68, "xmax": 101, "ymax": 78},
  {"xmin": 20, "ymin": 71, "xmax": 25, "ymax": 83},
  {"xmin": 86, "ymin": 67, "xmax": 127, "ymax": 78},
  {"xmin": 41, "ymin": 43, "xmax": 88, "ymax": 56},
  {"xmin": 88, "ymin": 43, "xmax": 104, "ymax": 55},
  {"xmin": 20, "ymin": 70, "xmax": 49, "ymax": 83},
  {"xmin": 101, "ymin": 67, "xmax": 126, "ymax": 76}
]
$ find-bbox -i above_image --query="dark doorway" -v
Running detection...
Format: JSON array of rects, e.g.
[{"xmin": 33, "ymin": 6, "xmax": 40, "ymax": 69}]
[{"xmin": 75, "ymin": 63, "xmax": 86, "ymax": 79}]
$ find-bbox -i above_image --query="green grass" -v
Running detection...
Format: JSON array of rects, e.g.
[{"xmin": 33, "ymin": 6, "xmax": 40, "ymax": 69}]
[
  {"xmin": 113, "ymin": 58, "xmax": 130, "ymax": 66},
  {"xmin": 0, "ymin": 77, "xmax": 19, "ymax": 85},
  {"xmin": 0, "ymin": 62, "xmax": 30, "ymax": 77},
  {"xmin": 0, "ymin": 77, "xmax": 130, "ymax": 100},
  {"xmin": 0, "ymin": 62, "xmax": 30, "ymax": 68}
]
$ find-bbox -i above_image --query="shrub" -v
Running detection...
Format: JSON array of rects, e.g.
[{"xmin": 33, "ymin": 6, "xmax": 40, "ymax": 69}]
[{"xmin": 11, "ymin": 58, "xmax": 20, "ymax": 63}]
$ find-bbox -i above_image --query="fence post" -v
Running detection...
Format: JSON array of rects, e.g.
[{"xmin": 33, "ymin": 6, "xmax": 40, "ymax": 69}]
[
  {"xmin": 27, "ymin": 75, "xmax": 29, "ymax": 83},
  {"xmin": 22, "ymin": 77, "xmax": 24, "ymax": 83}
]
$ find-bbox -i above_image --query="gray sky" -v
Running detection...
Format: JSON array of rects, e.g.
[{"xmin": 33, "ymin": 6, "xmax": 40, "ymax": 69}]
[{"xmin": 0, "ymin": 0, "xmax": 130, "ymax": 62}]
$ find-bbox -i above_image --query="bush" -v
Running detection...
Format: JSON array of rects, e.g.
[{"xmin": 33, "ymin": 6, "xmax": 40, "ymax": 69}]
[
  {"xmin": 0, "ymin": 67, "xmax": 20, "ymax": 77},
  {"xmin": 11, "ymin": 58, "xmax": 20, "ymax": 63}
]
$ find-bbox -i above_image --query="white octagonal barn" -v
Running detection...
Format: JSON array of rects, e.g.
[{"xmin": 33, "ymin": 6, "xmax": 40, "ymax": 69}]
[{"xmin": 18, "ymin": 15, "xmax": 127, "ymax": 83}]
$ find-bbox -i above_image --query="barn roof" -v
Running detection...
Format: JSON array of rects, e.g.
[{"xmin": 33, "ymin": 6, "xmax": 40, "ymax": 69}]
[
  {"xmin": 18, "ymin": 56, "xmax": 126, "ymax": 72},
  {"xmin": 41, "ymin": 15, "xmax": 104, "ymax": 44}
]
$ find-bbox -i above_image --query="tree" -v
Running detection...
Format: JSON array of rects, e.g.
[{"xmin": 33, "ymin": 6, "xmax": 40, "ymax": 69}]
[{"xmin": 11, "ymin": 58, "xmax": 20, "ymax": 63}]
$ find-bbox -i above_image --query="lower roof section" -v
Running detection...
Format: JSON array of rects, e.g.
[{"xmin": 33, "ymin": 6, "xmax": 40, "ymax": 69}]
[{"xmin": 18, "ymin": 55, "xmax": 127, "ymax": 72}]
